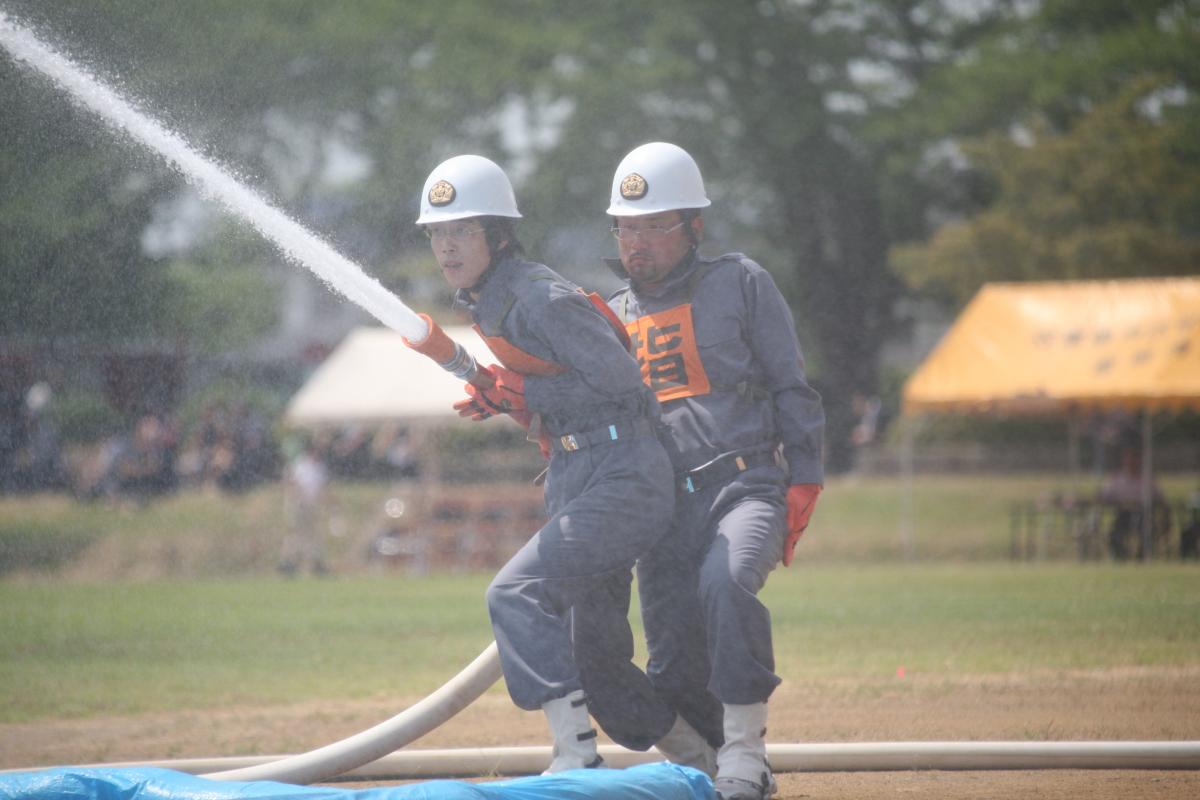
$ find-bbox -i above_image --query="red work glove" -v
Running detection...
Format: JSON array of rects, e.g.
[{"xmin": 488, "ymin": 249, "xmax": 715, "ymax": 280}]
[
  {"xmin": 453, "ymin": 396, "xmax": 550, "ymax": 460},
  {"xmin": 453, "ymin": 395, "xmax": 492, "ymax": 421},
  {"xmin": 452, "ymin": 365, "xmax": 527, "ymax": 420},
  {"xmin": 453, "ymin": 380, "xmax": 550, "ymax": 461},
  {"xmin": 783, "ymin": 483, "xmax": 822, "ymax": 567}
]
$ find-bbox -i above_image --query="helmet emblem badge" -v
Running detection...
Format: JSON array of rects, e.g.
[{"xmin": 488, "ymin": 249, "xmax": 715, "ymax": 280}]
[
  {"xmin": 428, "ymin": 180, "xmax": 456, "ymax": 207},
  {"xmin": 620, "ymin": 172, "xmax": 648, "ymax": 200}
]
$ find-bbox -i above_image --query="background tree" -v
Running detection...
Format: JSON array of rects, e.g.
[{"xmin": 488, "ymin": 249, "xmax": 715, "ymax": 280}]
[
  {"xmin": 0, "ymin": 63, "xmax": 176, "ymax": 342},
  {"xmin": 883, "ymin": 0, "xmax": 1200, "ymax": 305},
  {"xmin": 510, "ymin": 1, "xmax": 976, "ymax": 470},
  {"xmin": 894, "ymin": 79, "xmax": 1200, "ymax": 304},
  {"xmin": 5, "ymin": 0, "xmax": 1197, "ymax": 468},
  {"xmin": 4, "ymin": 0, "xmax": 913, "ymax": 468}
]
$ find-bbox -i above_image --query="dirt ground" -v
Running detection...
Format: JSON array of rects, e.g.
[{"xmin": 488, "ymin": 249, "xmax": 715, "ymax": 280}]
[{"xmin": 3, "ymin": 666, "xmax": 1199, "ymax": 799}]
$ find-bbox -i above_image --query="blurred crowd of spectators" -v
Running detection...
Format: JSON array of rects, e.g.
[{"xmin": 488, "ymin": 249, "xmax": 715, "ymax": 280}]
[
  {"xmin": 0, "ymin": 382, "xmax": 420, "ymax": 503},
  {"xmin": 75, "ymin": 400, "xmax": 277, "ymax": 501},
  {"xmin": 0, "ymin": 382, "xmax": 66, "ymax": 494}
]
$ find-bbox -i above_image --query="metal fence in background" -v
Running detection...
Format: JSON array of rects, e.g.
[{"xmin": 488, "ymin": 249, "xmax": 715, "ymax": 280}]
[{"xmin": 1010, "ymin": 498, "xmax": 1200, "ymax": 562}]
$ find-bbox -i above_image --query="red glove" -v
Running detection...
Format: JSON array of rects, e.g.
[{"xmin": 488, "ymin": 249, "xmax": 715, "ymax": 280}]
[
  {"xmin": 453, "ymin": 395, "xmax": 492, "ymax": 421},
  {"xmin": 452, "ymin": 365, "xmax": 527, "ymax": 420},
  {"xmin": 783, "ymin": 484, "xmax": 821, "ymax": 567},
  {"xmin": 454, "ymin": 384, "xmax": 550, "ymax": 461}
]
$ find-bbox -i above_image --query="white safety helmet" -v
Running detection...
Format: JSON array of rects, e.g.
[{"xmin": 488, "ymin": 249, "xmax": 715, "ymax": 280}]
[
  {"xmin": 607, "ymin": 141, "xmax": 711, "ymax": 217},
  {"xmin": 416, "ymin": 154, "xmax": 522, "ymax": 224}
]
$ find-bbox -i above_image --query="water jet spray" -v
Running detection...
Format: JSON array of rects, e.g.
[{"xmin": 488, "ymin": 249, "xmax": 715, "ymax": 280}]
[
  {"xmin": 0, "ymin": 10, "xmax": 485, "ymax": 385},
  {"xmin": 0, "ymin": 9, "xmax": 499, "ymax": 784}
]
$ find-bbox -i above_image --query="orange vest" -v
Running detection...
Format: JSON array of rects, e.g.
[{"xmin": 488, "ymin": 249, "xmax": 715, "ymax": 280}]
[
  {"xmin": 624, "ymin": 302, "xmax": 713, "ymax": 403},
  {"xmin": 475, "ymin": 291, "xmax": 632, "ymax": 377},
  {"xmin": 614, "ymin": 261, "xmax": 723, "ymax": 404}
]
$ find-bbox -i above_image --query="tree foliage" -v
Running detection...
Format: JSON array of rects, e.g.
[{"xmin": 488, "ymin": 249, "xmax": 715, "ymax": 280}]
[
  {"xmin": 895, "ymin": 79, "xmax": 1200, "ymax": 302},
  {"xmin": 507, "ymin": 1, "xmax": 938, "ymax": 468},
  {"xmin": 0, "ymin": 64, "xmax": 175, "ymax": 341},
  {"xmin": 886, "ymin": 0, "xmax": 1200, "ymax": 305},
  {"xmin": 3, "ymin": 0, "xmax": 1197, "ymax": 468}
]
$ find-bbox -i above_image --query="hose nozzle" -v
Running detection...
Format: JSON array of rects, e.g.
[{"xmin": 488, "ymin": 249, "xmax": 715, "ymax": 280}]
[{"xmin": 403, "ymin": 314, "xmax": 493, "ymax": 387}]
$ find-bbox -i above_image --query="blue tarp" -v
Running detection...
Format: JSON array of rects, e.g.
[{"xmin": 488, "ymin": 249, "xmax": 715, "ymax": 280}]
[{"xmin": 0, "ymin": 764, "xmax": 713, "ymax": 800}]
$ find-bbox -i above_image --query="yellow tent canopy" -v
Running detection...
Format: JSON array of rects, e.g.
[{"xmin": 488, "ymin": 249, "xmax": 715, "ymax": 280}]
[{"xmin": 903, "ymin": 277, "xmax": 1200, "ymax": 416}]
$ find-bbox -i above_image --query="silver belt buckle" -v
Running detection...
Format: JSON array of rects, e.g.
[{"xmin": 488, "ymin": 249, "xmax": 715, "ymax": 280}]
[{"xmin": 560, "ymin": 434, "xmax": 580, "ymax": 451}]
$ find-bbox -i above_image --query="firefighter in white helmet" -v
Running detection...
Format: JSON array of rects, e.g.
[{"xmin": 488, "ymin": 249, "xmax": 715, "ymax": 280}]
[
  {"xmin": 405, "ymin": 154, "xmax": 678, "ymax": 772},
  {"xmin": 596, "ymin": 142, "xmax": 825, "ymax": 799}
]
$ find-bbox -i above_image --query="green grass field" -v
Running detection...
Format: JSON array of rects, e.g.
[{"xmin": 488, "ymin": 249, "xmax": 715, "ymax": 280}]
[
  {"xmin": 2, "ymin": 564, "xmax": 1198, "ymax": 724},
  {"xmin": 2, "ymin": 472, "xmax": 1198, "ymax": 576},
  {"xmin": 2, "ymin": 473, "xmax": 1198, "ymax": 725}
]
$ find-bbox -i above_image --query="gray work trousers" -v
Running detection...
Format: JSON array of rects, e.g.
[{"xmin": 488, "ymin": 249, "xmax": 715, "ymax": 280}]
[
  {"xmin": 636, "ymin": 465, "xmax": 787, "ymax": 747},
  {"xmin": 485, "ymin": 429, "xmax": 675, "ymax": 747}
]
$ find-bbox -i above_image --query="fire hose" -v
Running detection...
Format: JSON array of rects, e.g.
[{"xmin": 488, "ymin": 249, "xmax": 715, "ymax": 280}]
[{"xmin": 201, "ymin": 643, "xmax": 502, "ymax": 783}]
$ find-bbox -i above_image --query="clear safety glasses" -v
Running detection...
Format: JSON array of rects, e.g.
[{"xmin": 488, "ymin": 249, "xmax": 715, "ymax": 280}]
[
  {"xmin": 609, "ymin": 220, "xmax": 686, "ymax": 241},
  {"xmin": 424, "ymin": 224, "xmax": 487, "ymax": 241}
]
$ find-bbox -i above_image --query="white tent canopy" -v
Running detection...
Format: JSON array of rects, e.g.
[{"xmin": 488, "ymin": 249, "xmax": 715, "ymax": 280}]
[{"xmin": 284, "ymin": 326, "xmax": 495, "ymax": 427}]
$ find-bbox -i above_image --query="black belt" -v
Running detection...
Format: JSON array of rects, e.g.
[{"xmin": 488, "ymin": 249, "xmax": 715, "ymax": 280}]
[
  {"xmin": 678, "ymin": 449, "xmax": 777, "ymax": 494},
  {"xmin": 550, "ymin": 417, "xmax": 655, "ymax": 454}
]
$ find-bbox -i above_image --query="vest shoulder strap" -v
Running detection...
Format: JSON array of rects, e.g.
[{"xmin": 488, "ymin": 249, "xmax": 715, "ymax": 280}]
[{"xmin": 581, "ymin": 290, "xmax": 632, "ymax": 351}]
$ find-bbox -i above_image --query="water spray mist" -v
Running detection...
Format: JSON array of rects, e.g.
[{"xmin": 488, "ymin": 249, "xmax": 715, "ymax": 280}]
[{"xmin": 0, "ymin": 10, "xmax": 427, "ymax": 342}]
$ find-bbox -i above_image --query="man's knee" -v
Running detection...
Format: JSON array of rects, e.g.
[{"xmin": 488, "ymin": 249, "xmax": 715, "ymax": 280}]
[
  {"xmin": 700, "ymin": 556, "xmax": 767, "ymax": 600},
  {"xmin": 485, "ymin": 574, "xmax": 518, "ymax": 617}
]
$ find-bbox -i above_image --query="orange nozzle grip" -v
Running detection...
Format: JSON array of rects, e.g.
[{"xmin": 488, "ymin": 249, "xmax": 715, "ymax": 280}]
[
  {"xmin": 404, "ymin": 313, "xmax": 490, "ymax": 387},
  {"xmin": 403, "ymin": 313, "xmax": 458, "ymax": 364}
]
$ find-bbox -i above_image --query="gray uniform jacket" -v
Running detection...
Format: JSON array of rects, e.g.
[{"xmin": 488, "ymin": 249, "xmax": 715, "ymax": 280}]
[
  {"xmin": 457, "ymin": 256, "xmax": 659, "ymax": 435},
  {"xmin": 606, "ymin": 251, "xmax": 824, "ymax": 485},
  {"xmin": 456, "ymin": 255, "xmax": 676, "ymax": 738},
  {"xmin": 599, "ymin": 249, "xmax": 825, "ymax": 727}
]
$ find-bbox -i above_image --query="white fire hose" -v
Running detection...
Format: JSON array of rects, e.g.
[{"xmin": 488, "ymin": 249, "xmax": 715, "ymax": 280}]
[
  {"xmin": 20, "ymin": 741, "xmax": 1200, "ymax": 781},
  {"xmin": 2, "ymin": 641, "xmax": 1197, "ymax": 781},
  {"xmin": 200, "ymin": 643, "xmax": 503, "ymax": 784},
  {"xmin": 189, "ymin": 638, "xmax": 1200, "ymax": 782}
]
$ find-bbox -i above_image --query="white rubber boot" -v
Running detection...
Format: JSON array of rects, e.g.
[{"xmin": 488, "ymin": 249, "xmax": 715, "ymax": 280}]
[
  {"xmin": 714, "ymin": 702, "xmax": 775, "ymax": 799},
  {"xmin": 541, "ymin": 689, "xmax": 604, "ymax": 773},
  {"xmin": 654, "ymin": 714, "xmax": 718, "ymax": 777}
]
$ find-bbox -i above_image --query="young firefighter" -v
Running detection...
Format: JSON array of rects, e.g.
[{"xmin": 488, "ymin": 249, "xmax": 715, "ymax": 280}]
[
  {"xmin": 403, "ymin": 154, "xmax": 691, "ymax": 773},
  {"xmin": 604, "ymin": 142, "xmax": 825, "ymax": 799}
]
